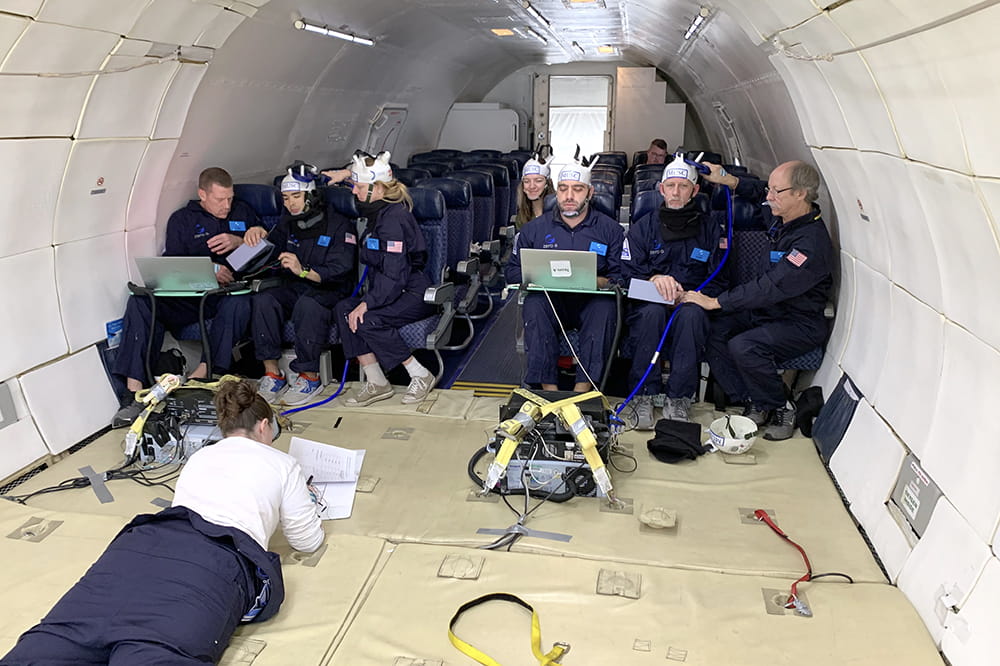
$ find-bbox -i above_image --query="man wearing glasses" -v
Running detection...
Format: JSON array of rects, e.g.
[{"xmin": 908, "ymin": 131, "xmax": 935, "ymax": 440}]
[{"xmin": 682, "ymin": 161, "xmax": 833, "ymax": 441}]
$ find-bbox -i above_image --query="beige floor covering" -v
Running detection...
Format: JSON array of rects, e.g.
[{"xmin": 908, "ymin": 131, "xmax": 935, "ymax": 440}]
[{"xmin": 1, "ymin": 391, "xmax": 943, "ymax": 664}]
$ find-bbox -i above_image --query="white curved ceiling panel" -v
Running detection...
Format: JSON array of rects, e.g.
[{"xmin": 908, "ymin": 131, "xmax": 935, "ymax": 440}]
[
  {"xmin": 18, "ymin": 346, "xmax": 118, "ymax": 455},
  {"xmin": 0, "ymin": 21, "xmax": 117, "ymax": 73},
  {"xmin": 813, "ymin": 148, "xmax": 891, "ymax": 276},
  {"xmin": 716, "ymin": 0, "xmax": 818, "ymax": 46},
  {"xmin": 765, "ymin": 55, "xmax": 818, "ymax": 148},
  {"xmin": 152, "ymin": 63, "xmax": 209, "ymax": 140},
  {"xmin": 0, "ymin": 248, "xmax": 68, "ymax": 380},
  {"xmin": 923, "ymin": 322, "xmax": 1000, "ymax": 543},
  {"xmin": 865, "ymin": 152, "xmax": 943, "ymax": 311},
  {"xmin": 0, "ymin": 77, "xmax": 93, "ymax": 138},
  {"xmin": 898, "ymin": 499, "xmax": 992, "ymax": 647},
  {"xmin": 0, "ymin": 139, "xmax": 71, "ymax": 257},
  {"xmin": 77, "ymin": 56, "xmax": 181, "ymax": 139},
  {"xmin": 941, "ymin": 557, "xmax": 1000, "ymax": 666},
  {"xmin": 976, "ymin": 179, "xmax": 1000, "ymax": 259},
  {"xmin": 53, "ymin": 139, "xmax": 148, "ymax": 245},
  {"xmin": 862, "ymin": 37, "xmax": 967, "ymax": 172},
  {"xmin": 127, "ymin": 139, "xmax": 179, "ymax": 230},
  {"xmin": 55, "ymin": 232, "xmax": 130, "ymax": 352},
  {"xmin": 838, "ymin": 258, "xmax": 891, "ymax": 399},
  {"xmin": 0, "ymin": 1, "xmax": 42, "ymax": 17},
  {"xmin": 0, "ymin": 13, "xmax": 27, "ymax": 62},
  {"xmin": 194, "ymin": 6, "xmax": 246, "ymax": 48},
  {"xmin": 127, "ymin": 0, "xmax": 223, "ymax": 46},
  {"xmin": 872, "ymin": 286, "xmax": 945, "ymax": 461},
  {"xmin": 126, "ymin": 226, "xmax": 158, "ymax": 283},
  {"xmin": 830, "ymin": 0, "xmax": 991, "ymax": 56},
  {"xmin": 909, "ymin": 164, "xmax": 1000, "ymax": 350},
  {"xmin": 37, "ymin": 0, "xmax": 151, "ymax": 35},
  {"xmin": 767, "ymin": 54, "xmax": 850, "ymax": 148},
  {"xmin": 830, "ymin": 398, "xmax": 906, "ymax": 532}
]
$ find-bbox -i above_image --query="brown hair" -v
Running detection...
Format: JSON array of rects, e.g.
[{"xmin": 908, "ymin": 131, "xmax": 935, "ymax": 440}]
[
  {"xmin": 214, "ymin": 379, "xmax": 273, "ymax": 436},
  {"xmin": 514, "ymin": 178, "xmax": 554, "ymax": 228},
  {"xmin": 650, "ymin": 138, "xmax": 668, "ymax": 151},
  {"xmin": 199, "ymin": 167, "xmax": 233, "ymax": 191}
]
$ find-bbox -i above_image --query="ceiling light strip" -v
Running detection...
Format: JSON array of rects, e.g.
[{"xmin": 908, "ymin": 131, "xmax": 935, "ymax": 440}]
[{"xmin": 294, "ymin": 19, "xmax": 375, "ymax": 46}]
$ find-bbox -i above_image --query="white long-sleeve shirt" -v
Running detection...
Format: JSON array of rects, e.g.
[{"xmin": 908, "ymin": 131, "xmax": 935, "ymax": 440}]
[{"xmin": 172, "ymin": 435, "xmax": 325, "ymax": 553}]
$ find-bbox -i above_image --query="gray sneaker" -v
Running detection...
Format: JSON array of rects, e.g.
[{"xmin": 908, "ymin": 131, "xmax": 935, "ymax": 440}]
[
  {"xmin": 345, "ymin": 381, "xmax": 394, "ymax": 407},
  {"xmin": 634, "ymin": 395, "xmax": 655, "ymax": 431},
  {"xmin": 401, "ymin": 374, "xmax": 437, "ymax": 404},
  {"xmin": 742, "ymin": 403, "xmax": 770, "ymax": 427},
  {"xmin": 663, "ymin": 396, "xmax": 692, "ymax": 422},
  {"xmin": 257, "ymin": 373, "xmax": 287, "ymax": 404},
  {"xmin": 112, "ymin": 400, "xmax": 144, "ymax": 428},
  {"xmin": 764, "ymin": 401, "xmax": 797, "ymax": 441},
  {"xmin": 282, "ymin": 374, "xmax": 323, "ymax": 406}
]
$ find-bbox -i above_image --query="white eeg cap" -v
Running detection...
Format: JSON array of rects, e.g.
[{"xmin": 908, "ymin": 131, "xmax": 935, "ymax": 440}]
[
  {"xmin": 661, "ymin": 152, "xmax": 698, "ymax": 184},
  {"xmin": 351, "ymin": 150, "xmax": 394, "ymax": 184}
]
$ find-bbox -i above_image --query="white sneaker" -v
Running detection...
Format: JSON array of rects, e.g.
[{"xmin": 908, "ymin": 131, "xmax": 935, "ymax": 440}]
[
  {"xmin": 663, "ymin": 396, "xmax": 692, "ymax": 422},
  {"xmin": 282, "ymin": 374, "xmax": 323, "ymax": 406},
  {"xmin": 344, "ymin": 381, "xmax": 394, "ymax": 407},
  {"xmin": 257, "ymin": 374, "xmax": 287, "ymax": 404},
  {"xmin": 634, "ymin": 395, "xmax": 655, "ymax": 431},
  {"xmin": 401, "ymin": 374, "xmax": 437, "ymax": 404}
]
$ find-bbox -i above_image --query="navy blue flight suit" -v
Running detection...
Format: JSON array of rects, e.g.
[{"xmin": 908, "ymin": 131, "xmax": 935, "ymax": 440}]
[
  {"xmin": 252, "ymin": 208, "xmax": 356, "ymax": 373},
  {"xmin": 334, "ymin": 202, "xmax": 433, "ymax": 369},
  {"xmin": 705, "ymin": 178, "xmax": 834, "ymax": 410},
  {"xmin": 113, "ymin": 199, "xmax": 260, "ymax": 382},
  {"xmin": 0, "ymin": 507, "xmax": 283, "ymax": 665},
  {"xmin": 505, "ymin": 207, "xmax": 624, "ymax": 386},
  {"xmin": 622, "ymin": 204, "xmax": 729, "ymax": 398}
]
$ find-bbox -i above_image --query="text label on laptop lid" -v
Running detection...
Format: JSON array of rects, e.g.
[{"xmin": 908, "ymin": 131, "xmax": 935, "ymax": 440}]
[
  {"xmin": 136, "ymin": 257, "xmax": 220, "ymax": 292},
  {"xmin": 520, "ymin": 249, "xmax": 597, "ymax": 290}
]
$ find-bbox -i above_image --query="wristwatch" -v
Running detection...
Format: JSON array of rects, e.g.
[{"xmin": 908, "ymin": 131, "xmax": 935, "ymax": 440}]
[{"xmin": 298, "ymin": 267, "xmax": 310, "ymax": 278}]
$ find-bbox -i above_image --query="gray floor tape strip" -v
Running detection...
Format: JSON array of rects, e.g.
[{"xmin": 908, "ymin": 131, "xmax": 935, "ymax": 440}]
[{"xmin": 78, "ymin": 466, "xmax": 114, "ymax": 504}]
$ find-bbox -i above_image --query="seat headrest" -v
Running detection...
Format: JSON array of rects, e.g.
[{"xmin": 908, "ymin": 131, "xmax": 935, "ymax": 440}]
[
  {"xmin": 393, "ymin": 167, "xmax": 431, "ymax": 188},
  {"xmin": 410, "ymin": 187, "xmax": 447, "ymax": 222},
  {"xmin": 447, "ymin": 170, "xmax": 494, "ymax": 196},
  {"xmin": 416, "ymin": 177, "xmax": 472, "ymax": 208},
  {"xmin": 233, "ymin": 183, "xmax": 281, "ymax": 217},
  {"xmin": 693, "ymin": 192, "xmax": 710, "ymax": 214},
  {"xmin": 465, "ymin": 163, "xmax": 510, "ymax": 187},
  {"xmin": 325, "ymin": 186, "xmax": 359, "ymax": 219},
  {"xmin": 632, "ymin": 189, "xmax": 661, "ymax": 222},
  {"xmin": 467, "ymin": 149, "xmax": 502, "ymax": 159},
  {"xmin": 594, "ymin": 152, "xmax": 627, "ymax": 171},
  {"xmin": 590, "ymin": 191, "xmax": 616, "ymax": 219},
  {"xmin": 731, "ymin": 198, "xmax": 764, "ymax": 230}
]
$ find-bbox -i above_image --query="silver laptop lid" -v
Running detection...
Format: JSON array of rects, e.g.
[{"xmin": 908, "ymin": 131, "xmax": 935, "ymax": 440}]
[
  {"xmin": 135, "ymin": 256, "xmax": 220, "ymax": 292},
  {"xmin": 519, "ymin": 248, "xmax": 598, "ymax": 291}
]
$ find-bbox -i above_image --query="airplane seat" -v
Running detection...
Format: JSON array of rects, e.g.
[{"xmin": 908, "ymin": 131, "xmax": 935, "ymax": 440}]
[
  {"xmin": 467, "ymin": 149, "xmax": 502, "ymax": 160},
  {"xmin": 634, "ymin": 163, "xmax": 665, "ymax": 181},
  {"xmin": 408, "ymin": 151, "xmax": 439, "ymax": 165},
  {"xmin": 430, "ymin": 148, "xmax": 463, "ymax": 157},
  {"xmin": 504, "ymin": 150, "xmax": 533, "ymax": 163},
  {"xmin": 480, "ymin": 157, "xmax": 521, "ymax": 216},
  {"xmin": 393, "ymin": 167, "xmax": 432, "ymax": 188},
  {"xmin": 590, "ymin": 166, "xmax": 623, "ymax": 193},
  {"xmin": 630, "ymin": 189, "xmax": 661, "ymax": 224},
  {"xmin": 711, "ymin": 189, "xmax": 766, "ymax": 230},
  {"xmin": 723, "ymin": 164, "xmax": 750, "ymax": 177},
  {"xmin": 233, "ymin": 183, "xmax": 282, "ymax": 231},
  {"xmin": 686, "ymin": 150, "xmax": 723, "ymax": 164},
  {"xmin": 590, "ymin": 180, "xmax": 622, "ymax": 215},
  {"xmin": 594, "ymin": 152, "xmax": 627, "ymax": 172},
  {"xmin": 590, "ymin": 191, "xmax": 617, "ymax": 220},
  {"xmin": 444, "ymin": 170, "xmax": 495, "ymax": 245},
  {"xmin": 414, "ymin": 162, "xmax": 450, "ymax": 177},
  {"xmin": 632, "ymin": 150, "xmax": 648, "ymax": 167},
  {"xmin": 465, "ymin": 163, "xmax": 511, "ymax": 233}
]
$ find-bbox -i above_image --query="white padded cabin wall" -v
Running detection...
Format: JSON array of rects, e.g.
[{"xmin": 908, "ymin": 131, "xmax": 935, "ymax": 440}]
[
  {"xmin": 0, "ymin": 373, "xmax": 49, "ymax": 480},
  {"xmin": 0, "ymin": 249, "xmax": 68, "ymax": 381},
  {"xmin": 941, "ymin": 557, "xmax": 1000, "ymax": 665},
  {"xmin": 128, "ymin": 0, "xmax": 223, "ymax": 46},
  {"xmin": 836, "ymin": 259, "xmax": 890, "ymax": 398},
  {"xmin": 126, "ymin": 227, "xmax": 159, "ymax": 284},
  {"xmin": 811, "ymin": 251, "xmax": 854, "ymax": 398},
  {"xmin": 127, "ymin": 140, "xmax": 180, "ymax": 230},
  {"xmin": 0, "ymin": 139, "xmax": 71, "ymax": 257},
  {"xmin": 55, "ymin": 233, "xmax": 129, "ymax": 353},
  {"xmin": 19, "ymin": 348, "xmax": 118, "ymax": 455},
  {"xmin": 36, "ymin": 0, "xmax": 150, "ymax": 35},
  {"xmin": 76, "ymin": 55, "xmax": 181, "ymax": 139},
  {"xmin": 152, "ymin": 64, "xmax": 209, "ymax": 140}
]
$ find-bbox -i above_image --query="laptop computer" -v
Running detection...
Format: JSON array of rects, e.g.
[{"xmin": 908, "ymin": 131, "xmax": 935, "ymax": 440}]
[
  {"xmin": 135, "ymin": 256, "xmax": 221, "ymax": 293},
  {"xmin": 519, "ymin": 248, "xmax": 598, "ymax": 291}
]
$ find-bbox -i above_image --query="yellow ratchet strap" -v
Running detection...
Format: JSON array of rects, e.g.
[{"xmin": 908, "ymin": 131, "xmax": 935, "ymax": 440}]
[{"xmin": 448, "ymin": 593, "xmax": 569, "ymax": 665}]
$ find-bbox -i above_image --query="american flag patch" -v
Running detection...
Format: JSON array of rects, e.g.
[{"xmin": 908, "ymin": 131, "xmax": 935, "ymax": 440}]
[
  {"xmin": 786, "ymin": 249, "xmax": 808, "ymax": 267},
  {"xmin": 386, "ymin": 240, "xmax": 404, "ymax": 253},
  {"xmin": 719, "ymin": 237, "xmax": 728, "ymax": 249},
  {"xmin": 345, "ymin": 232, "xmax": 356, "ymax": 245}
]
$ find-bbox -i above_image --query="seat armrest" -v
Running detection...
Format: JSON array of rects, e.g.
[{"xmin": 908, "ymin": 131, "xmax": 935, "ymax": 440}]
[
  {"xmin": 457, "ymin": 257, "xmax": 480, "ymax": 277},
  {"xmin": 424, "ymin": 282, "xmax": 455, "ymax": 306}
]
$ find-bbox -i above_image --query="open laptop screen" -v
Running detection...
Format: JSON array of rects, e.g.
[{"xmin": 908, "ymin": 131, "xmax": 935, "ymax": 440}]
[{"xmin": 519, "ymin": 249, "xmax": 597, "ymax": 291}]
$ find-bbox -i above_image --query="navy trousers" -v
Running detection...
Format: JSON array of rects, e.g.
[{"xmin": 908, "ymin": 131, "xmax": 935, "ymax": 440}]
[
  {"xmin": 626, "ymin": 302, "xmax": 709, "ymax": 398},
  {"xmin": 705, "ymin": 311, "xmax": 826, "ymax": 410},
  {"xmin": 334, "ymin": 294, "xmax": 433, "ymax": 370},
  {"xmin": 252, "ymin": 285, "xmax": 341, "ymax": 373},
  {"xmin": 1, "ymin": 518, "xmax": 256, "ymax": 665},
  {"xmin": 522, "ymin": 291, "xmax": 616, "ymax": 386},
  {"xmin": 112, "ymin": 293, "xmax": 250, "ymax": 383}
]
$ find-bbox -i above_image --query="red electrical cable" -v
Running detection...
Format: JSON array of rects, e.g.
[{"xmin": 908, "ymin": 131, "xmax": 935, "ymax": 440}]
[{"xmin": 754, "ymin": 509, "xmax": 813, "ymax": 615}]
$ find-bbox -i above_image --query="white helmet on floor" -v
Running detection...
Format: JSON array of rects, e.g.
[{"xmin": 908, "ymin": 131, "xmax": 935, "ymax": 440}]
[
  {"xmin": 351, "ymin": 150, "xmax": 394, "ymax": 184},
  {"xmin": 707, "ymin": 415, "xmax": 758, "ymax": 455}
]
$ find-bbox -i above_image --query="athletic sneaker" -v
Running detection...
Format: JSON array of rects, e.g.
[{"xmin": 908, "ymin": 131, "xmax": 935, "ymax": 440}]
[
  {"xmin": 112, "ymin": 400, "xmax": 144, "ymax": 428},
  {"xmin": 663, "ymin": 396, "xmax": 692, "ymax": 422},
  {"xmin": 401, "ymin": 374, "xmax": 437, "ymax": 404},
  {"xmin": 634, "ymin": 395, "xmax": 655, "ymax": 431},
  {"xmin": 344, "ymin": 381, "xmax": 394, "ymax": 407},
  {"xmin": 283, "ymin": 374, "xmax": 323, "ymax": 406},
  {"xmin": 742, "ymin": 403, "xmax": 770, "ymax": 427},
  {"xmin": 257, "ymin": 373, "xmax": 287, "ymax": 404},
  {"xmin": 764, "ymin": 401, "xmax": 797, "ymax": 441}
]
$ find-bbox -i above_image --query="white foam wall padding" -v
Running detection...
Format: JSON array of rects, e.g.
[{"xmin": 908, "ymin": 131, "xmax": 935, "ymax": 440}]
[
  {"xmin": 126, "ymin": 227, "xmax": 158, "ymax": 283},
  {"xmin": 940, "ymin": 556, "xmax": 1000, "ymax": 665},
  {"xmin": 868, "ymin": 507, "xmax": 915, "ymax": 582},
  {"xmin": 910, "ymin": 164, "xmax": 1000, "ymax": 350},
  {"xmin": 829, "ymin": 0, "xmax": 986, "ymax": 46},
  {"xmin": 812, "ymin": 149, "xmax": 891, "ymax": 276},
  {"xmin": 872, "ymin": 287, "xmax": 945, "ymax": 460},
  {"xmin": 53, "ymin": 139, "xmax": 148, "ymax": 245},
  {"xmin": 719, "ymin": 0, "xmax": 818, "ymax": 46},
  {"xmin": 830, "ymin": 398, "xmax": 906, "ymax": 531},
  {"xmin": 979, "ymin": 179, "xmax": 1000, "ymax": 259},
  {"xmin": 194, "ymin": 6, "xmax": 246, "ymax": 48},
  {"xmin": 76, "ymin": 56, "xmax": 181, "ymax": 139},
  {"xmin": 0, "ymin": 248, "xmax": 68, "ymax": 380},
  {"xmin": 36, "ymin": 0, "xmax": 149, "ymax": 35},
  {"xmin": 768, "ymin": 54, "xmax": 847, "ymax": 149},
  {"xmin": 812, "ymin": 252, "xmax": 855, "ymax": 396},
  {"xmin": 55, "ymin": 233, "xmax": 130, "ymax": 353},
  {"xmin": 0, "ymin": 13, "xmax": 27, "ymax": 61},
  {"xmin": 864, "ymin": 152, "xmax": 942, "ymax": 310},
  {"xmin": 0, "ymin": 419, "xmax": 49, "ymax": 481},
  {"xmin": 0, "ymin": 21, "xmax": 117, "ymax": 74},
  {"xmin": 126, "ymin": 140, "xmax": 179, "ymax": 230},
  {"xmin": 0, "ymin": 139, "xmax": 71, "ymax": 257},
  {"xmin": 0, "ymin": 1, "xmax": 42, "ymax": 17},
  {"xmin": 861, "ymin": 34, "xmax": 967, "ymax": 171},
  {"xmin": 19, "ymin": 347, "xmax": 119, "ymax": 455},
  {"xmin": 923, "ymin": 322, "xmax": 1000, "ymax": 543},
  {"xmin": 128, "ymin": 0, "xmax": 223, "ymax": 46},
  {"xmin": 897, "ymin": 499, "xmax": 992, "ymax": 646},
  {"xmin": 152, "ymin": 63, "xmax": 209, "ymax": 140},
  {"xmin": 837, "ymin": 259, "xmax": 890, "ymax": 398}
]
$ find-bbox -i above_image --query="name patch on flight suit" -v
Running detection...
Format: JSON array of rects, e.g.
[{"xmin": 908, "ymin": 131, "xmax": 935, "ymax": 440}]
[
  {"xmin": 229, "ymin": 220, "xmax": 246, "ymax": 232},
  {"xmin": 621, "ymin": 238, "xmax": 631, "ymax": 261},
  {"xmin": 318, "ymin": 235, "xmax": 331, "ymax": 247},
  {"xmin": 366, "ymin": 238, "xmax": 380, "ymax": 251},
  {"xmin": 690, "ymin": 247, "xmax": 710, "ymax": 262},
  {"xmin": 589, "ymin": 241, "xmax": 608, "ymax": 256},
  {"xmin": 770, "ymin": 250, "xmax": 786, "ymax": 263}
]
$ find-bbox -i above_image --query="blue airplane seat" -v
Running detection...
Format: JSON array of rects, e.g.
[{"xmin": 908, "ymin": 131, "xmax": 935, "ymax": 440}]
[
  {"xmin": 446, "ymin": 170, "xmax": 495, "ymax": 244},
  {"xmin": 465, "ymin": 163, "xmax": 511, "ymax": 232},
  {"xmin": 233, "ymin": 184, "xmax": 281, "ymax": 231},
  {"xmin": 594, "ymin": 152, "xmax": 627, "ymax": 172},
  {"xmin": 467, "ymin": 149, "xmax": 502, "ymax": 160},
  {"xmin": 631, "ymin": 150, "xmax": 647, "ymax": 167},
  {"xmin": 394, "ymin": 167, "xmax": 432, "ymax": 188}
]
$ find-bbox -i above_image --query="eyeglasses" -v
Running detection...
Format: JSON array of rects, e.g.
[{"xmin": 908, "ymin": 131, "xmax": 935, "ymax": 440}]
[{"xmin": 765, "ymin": 185, "xmax": 794, "ymax": 195}]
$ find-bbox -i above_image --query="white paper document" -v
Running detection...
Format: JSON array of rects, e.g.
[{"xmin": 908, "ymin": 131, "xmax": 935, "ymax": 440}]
[
  {"xmin": 627, "ymin": 278, "xmax": 675, "ymax": 305},
  {"xmin": 227, "ymin": 238, "xmax": 273, "ymax": 272},
  {"xmin": 288, "ymin": 437, "xmax": 366, "ymax": 520}
]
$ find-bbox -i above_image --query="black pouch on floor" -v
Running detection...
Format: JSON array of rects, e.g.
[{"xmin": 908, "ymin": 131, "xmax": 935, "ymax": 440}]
[
  {"xmin": 647, "ymin": 419, "xmax": 706, "ymax": 463},
  {"xmin": 794, "ymin": 386, "xmax": 824, "ymax": 438}
]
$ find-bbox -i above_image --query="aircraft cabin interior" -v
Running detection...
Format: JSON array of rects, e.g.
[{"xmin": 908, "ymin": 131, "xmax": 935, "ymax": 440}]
[{"xmin": 0, "ymin": 0, "xmax": 997, "ymax": 664}]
